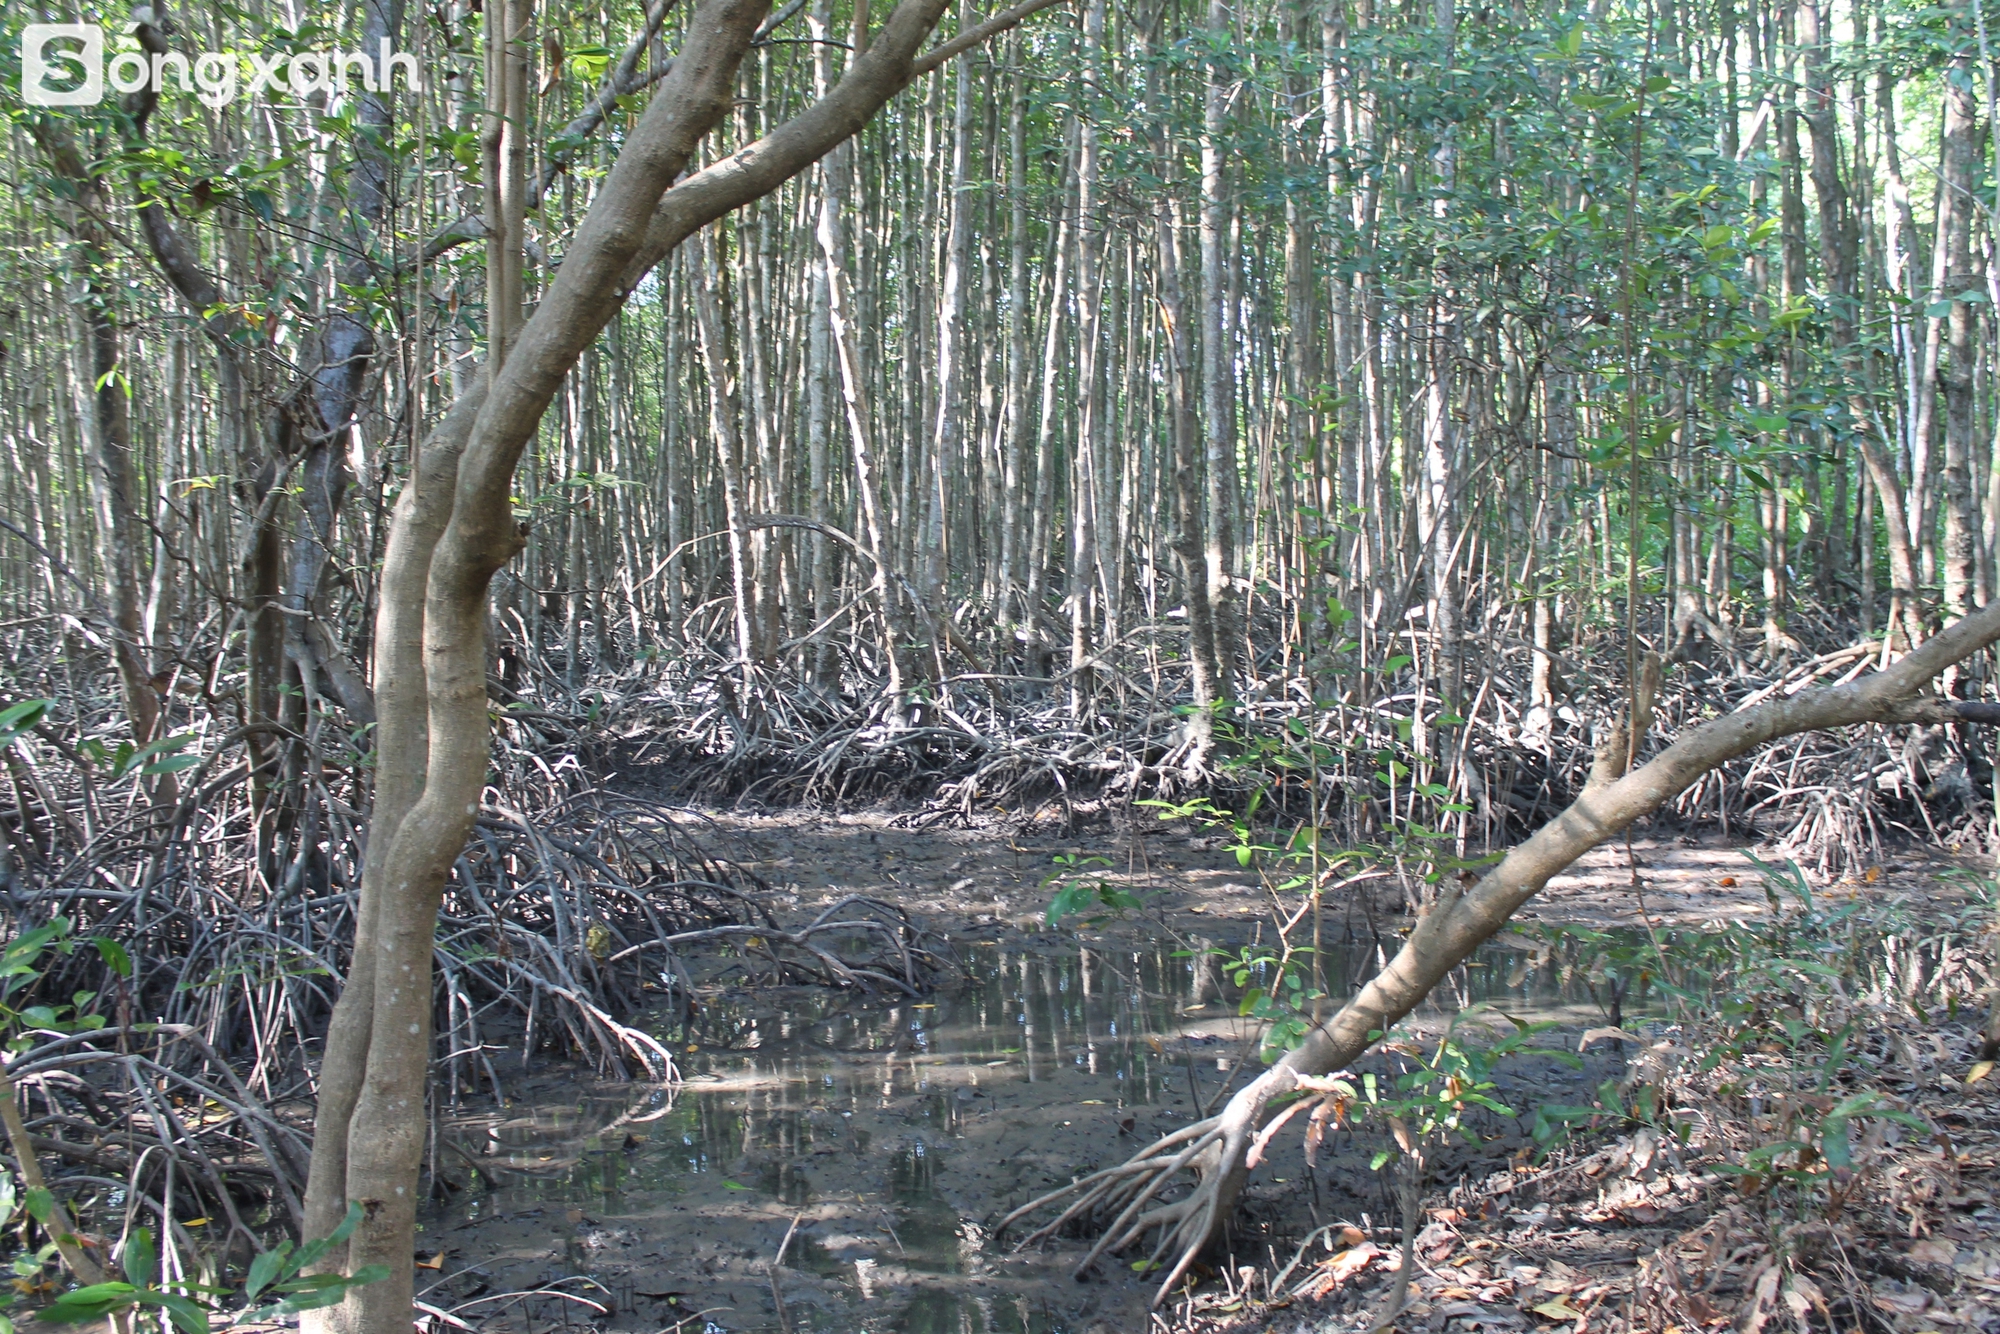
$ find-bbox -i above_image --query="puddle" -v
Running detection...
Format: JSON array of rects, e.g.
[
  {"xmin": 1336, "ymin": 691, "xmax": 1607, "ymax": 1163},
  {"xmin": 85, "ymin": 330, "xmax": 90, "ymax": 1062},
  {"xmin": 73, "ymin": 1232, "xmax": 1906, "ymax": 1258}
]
[{"xmin": 424, "ymin": 934, "xmax": 1632, "ymax": 1332}]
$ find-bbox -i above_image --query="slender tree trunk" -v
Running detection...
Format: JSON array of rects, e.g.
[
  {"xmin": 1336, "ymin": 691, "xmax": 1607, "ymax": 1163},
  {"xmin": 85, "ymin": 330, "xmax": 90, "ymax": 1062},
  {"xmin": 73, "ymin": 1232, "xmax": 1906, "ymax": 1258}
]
[
  {"xmin": 26, "ymin": 124, "xmax": 163, "ymax": 754},
  {"xmin": 999, "ymin": 37, "xmax": 1030, "ymax": 629},
  {"xmin": 1941, "ymin": 38, "xmax": 1982, "ymax": 617},
  {"xmin": 922, "ymin": 0, "xmax": 972, "ymax": 615},
  {"xmin": 1800, "ymin": 0, "xmax": 1925, "ymax": 648},
  {"xmin": 1157, "ymin": 202, "xmax": 1222, "ymax": 770},
  {"xmin": 818, "ymin": 139, "xmax": 914, "ymax": 699},
  {"xmin": 693, "ymin": 235, "xmax": 762, "ymax": 680},
  {"xmin": 1068, "ymin": 0, "xmax": 1107, "ymax": 716},
  {"xmin": 1200, "ymin": 0, "xmax": 1241, "ymax": 692}
]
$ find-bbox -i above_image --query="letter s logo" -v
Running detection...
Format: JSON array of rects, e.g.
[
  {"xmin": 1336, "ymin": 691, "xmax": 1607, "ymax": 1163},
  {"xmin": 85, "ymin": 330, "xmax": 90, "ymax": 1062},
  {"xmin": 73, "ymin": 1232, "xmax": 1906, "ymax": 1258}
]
[{"xmin": 22, "ymin": 24, "xmax": 104, "ymax": 107}]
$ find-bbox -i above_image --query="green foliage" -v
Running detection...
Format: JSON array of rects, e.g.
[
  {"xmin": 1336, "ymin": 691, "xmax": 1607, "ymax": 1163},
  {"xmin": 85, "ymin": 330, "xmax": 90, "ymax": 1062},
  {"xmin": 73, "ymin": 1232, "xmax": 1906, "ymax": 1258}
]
[
  {"xmin": 0, "ymin": 702, "xmax": 49, "ymax": 750},
  {"xmin": 1512, "ymin": 855, "xmax": 1952, "ymax": 1217},
  {"xmin": 1137, "ymin": 793, "xmax": 1279, "ymax": 870},
  {"xmin": 1313, "ymin": 1013, "xmax": 1575, "ymax": 1170},
  {"xmin": 75, "ymin": 733, "xmax": 203, "ymax": 783},
  {"xmin": 39, "ymin": 1204, "xmax": 390, "ymax": 1334},
  {"xmin": 0, "ymin": 917, "xmax": 125, "ymax": 1054},
  {"xmin": 1042, "ymin": 854, "xmax": 1144, "ymax": 928},
  {"xmin": 1204, "ymin": 936, "xmax": 1329, "ymax": 1059}
]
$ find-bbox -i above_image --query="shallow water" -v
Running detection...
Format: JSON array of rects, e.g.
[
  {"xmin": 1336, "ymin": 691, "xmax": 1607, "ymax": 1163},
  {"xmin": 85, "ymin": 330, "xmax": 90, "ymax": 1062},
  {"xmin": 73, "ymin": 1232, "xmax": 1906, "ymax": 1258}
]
[{"xmin": 425, "ymin": 934, "xmax": 1620, "ymax": 1333}]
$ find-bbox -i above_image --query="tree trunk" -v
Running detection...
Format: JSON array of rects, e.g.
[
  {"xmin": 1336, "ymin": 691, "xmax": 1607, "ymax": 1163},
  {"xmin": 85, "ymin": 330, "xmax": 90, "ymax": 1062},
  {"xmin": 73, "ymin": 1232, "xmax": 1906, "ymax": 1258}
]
[
  {"xmin": 1941, "ymin": 39, "xmax": 1981, "ymax": 618},
  {"xmin": 1799, "ymin": 0, "xmax": 1925, "ymax": 649},
  {"xmin": 296, "ymin": 0, "xmax": 1054, "ymax": 1323},
  {"xmin": 26, "ymin": 123, "xmax": 163, "ymax": 757},
  {"xmin": 1068, "ymin": 0, "xmax": 1107, "ymax": 716},
  {"xmin": 1005, "ymin": 594, "xmax": 2000, "ymax": 1303},
  {"xmin": 1200, "ymin": 0, "xmax": 1241, "ymax": 693},
  {"xmin": 1155, "ymin": 201, "xmax": 1221, "ymax": 772},
  {"xmin": 692, "ymin": 235, "xmax": 762, "ymax": 681}
]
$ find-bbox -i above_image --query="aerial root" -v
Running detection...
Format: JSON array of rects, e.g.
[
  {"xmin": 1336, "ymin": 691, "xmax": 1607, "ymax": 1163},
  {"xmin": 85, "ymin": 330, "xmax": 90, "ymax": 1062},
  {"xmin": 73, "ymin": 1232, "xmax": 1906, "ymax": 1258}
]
[
  {"xmin": 994, "ymin": 1096, "xmax": 1267, "ymax": 1307},
  {"xmin": 993, "ymin": 1114, "xmax": 1234, "ymax": 1301},
  {"xmin": 996, "ymin": 1118, "xmax": 1222, "ymax": 1246}
]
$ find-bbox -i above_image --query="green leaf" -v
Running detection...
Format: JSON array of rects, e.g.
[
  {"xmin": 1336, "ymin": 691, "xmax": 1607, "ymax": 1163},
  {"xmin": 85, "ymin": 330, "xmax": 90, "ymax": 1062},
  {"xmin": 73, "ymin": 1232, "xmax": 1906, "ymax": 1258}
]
[
  {"xmin": 93, "ymin": 939, "xmax": 133, "ymax": 979},
  {"xmin": 267, "ymin": 1266, "xmax": 389, "ymax": 1315},
  {"xmin": 135, "ymin": 1291, "xmax": 209, "ymax": 1334},
  {"xmin": 0, "ymin": 700, "xmax": 49, "ymax": 748},
  {"xmin": 244, "ymin": 1241, "xmax": 294, "ymax": 1303},
  {"xmin": 293, "ymin": 1201, "xmax": 364, "ymax": 1274},
  {"xmin": 40, "ymin": 1282, "xmax": 140, "ymax": 1324},
  {"xmin": 1046, "ymin": 881, "xmax": 1096, "ymax": 925},
  {"xmin": 23, "ymin": 1188, "xmax": 55, "ymax": 1225},
  {"xmin": 123, "ymin": 1228, "xmax": 157, "ymax": 1290}
]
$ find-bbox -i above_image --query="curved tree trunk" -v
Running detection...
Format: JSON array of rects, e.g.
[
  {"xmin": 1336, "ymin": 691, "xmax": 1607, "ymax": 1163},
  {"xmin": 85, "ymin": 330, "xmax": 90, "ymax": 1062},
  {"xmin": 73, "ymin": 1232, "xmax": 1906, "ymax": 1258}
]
[
  {"xmin": 294, "ymin": 1, "xmax": 1063, "ymax": 1328},
  {"xmin": 1004, "ymin": 593, "xmax": 2000, "ymax": 1304}
]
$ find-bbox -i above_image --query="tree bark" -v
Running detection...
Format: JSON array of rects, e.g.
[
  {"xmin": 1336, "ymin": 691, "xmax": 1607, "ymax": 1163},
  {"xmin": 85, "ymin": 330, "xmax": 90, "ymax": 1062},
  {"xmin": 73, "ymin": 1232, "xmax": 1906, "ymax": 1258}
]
[
  {"xmin": 300, "ymin": 4, "xmax": 1072, "ymax": 1322},
  {"xmin": 1199, "ymin": 0, "xmax": 1241, "ymax": 693},
  {"xmin": 1940, "ymin": 38, "xmax": 1981, "ymax": 617}
]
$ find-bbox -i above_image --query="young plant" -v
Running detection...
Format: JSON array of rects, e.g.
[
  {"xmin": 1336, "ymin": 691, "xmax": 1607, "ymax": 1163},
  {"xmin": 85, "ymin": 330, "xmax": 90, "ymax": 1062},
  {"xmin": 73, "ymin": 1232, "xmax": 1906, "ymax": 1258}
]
[
  {"xmin": 1042, "ymin": 853, "xmax": 1144, "ymax": 928},
  {"xmin": 0, "ymin": 922, "xmax": 386, "ymax": 1333},
  {"xmin": 39, "ymin": 1203, "xmax": 390, "ymax": 1334},
  {"xmin": 1206, "ymin": 938, "xmax": 1329, "ymax": 1060}
]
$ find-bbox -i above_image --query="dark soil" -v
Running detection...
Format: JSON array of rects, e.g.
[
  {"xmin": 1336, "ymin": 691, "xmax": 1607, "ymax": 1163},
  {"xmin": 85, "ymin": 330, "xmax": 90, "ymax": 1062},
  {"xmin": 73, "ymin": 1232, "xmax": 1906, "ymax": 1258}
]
[{"xmin": 409, "ymin": 812, "xmax": 2000, "ymax": 1334}]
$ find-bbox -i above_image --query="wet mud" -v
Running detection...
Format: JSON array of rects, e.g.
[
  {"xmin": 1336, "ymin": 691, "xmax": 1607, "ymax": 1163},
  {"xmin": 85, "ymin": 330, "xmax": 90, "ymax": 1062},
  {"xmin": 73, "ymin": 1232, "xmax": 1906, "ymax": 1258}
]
[{"xmin": 413, "ymin": 813, "xmax": 1964, "ymax": 1333}]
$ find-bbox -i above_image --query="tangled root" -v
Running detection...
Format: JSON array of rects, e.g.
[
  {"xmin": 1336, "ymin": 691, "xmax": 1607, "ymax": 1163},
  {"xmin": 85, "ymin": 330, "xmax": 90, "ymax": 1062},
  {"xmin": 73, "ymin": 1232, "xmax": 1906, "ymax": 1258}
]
[{"xmin": 997, "ymin": 1089, "xmax": 1266, "ymax": 1306}]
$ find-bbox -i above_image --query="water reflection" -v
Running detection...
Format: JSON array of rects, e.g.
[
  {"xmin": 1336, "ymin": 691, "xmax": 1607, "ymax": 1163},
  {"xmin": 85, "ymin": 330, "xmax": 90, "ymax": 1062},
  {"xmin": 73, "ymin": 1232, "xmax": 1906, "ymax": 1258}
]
[{"xmin": 433, "ymin": 932, "xmax": 1620, "ymax": 1332}]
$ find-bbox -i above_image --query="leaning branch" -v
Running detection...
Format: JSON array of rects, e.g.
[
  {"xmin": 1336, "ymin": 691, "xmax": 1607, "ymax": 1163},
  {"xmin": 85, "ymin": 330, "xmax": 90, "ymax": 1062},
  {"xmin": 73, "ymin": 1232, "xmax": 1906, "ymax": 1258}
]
[
  {"xmin": 615, "ymin": 0, "xmax": 1068, "ymax": 295},
  {"xmin": 908, "ymin": 0, "xmax": 1070, "ymax": 74},
  {"xmin": 1003, "ymin": 596, "xmax": 2000, "ymax": 1305}
]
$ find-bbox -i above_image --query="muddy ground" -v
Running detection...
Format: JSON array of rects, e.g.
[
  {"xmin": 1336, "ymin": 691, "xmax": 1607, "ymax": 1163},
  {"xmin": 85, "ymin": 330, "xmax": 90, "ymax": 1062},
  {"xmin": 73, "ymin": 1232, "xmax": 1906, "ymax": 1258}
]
[{"xmin": 409, "ymin": 813, "xmax": 2000, "ymax": 1334}]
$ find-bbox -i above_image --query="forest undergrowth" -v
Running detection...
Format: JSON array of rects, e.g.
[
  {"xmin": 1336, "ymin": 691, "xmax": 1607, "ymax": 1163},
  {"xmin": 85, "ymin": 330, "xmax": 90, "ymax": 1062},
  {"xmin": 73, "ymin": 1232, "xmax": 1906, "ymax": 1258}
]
[
  {"xmin": 595, "ymin": 597, "xmax": 2000, "ymax": 880},
  {"xmin": 1147, "ymin": 861, "xmax": 2000, "ymax": 1334},
  {"xmin": 0, "ymin": 619, "xmax": 979, "ymax": 1327},
  {"xmin": 10, "ymin": 0, "xmax": 2000, "ymax": 1323},
  {"xmin": 3, "ymin": 597, "xmax": 2000, "ymax": 1333}
]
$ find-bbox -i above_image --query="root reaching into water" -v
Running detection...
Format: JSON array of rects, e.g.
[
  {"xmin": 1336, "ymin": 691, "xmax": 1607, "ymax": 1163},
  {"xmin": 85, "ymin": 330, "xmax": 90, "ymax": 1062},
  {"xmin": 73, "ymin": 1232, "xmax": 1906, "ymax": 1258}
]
[{"xmin": 998, "ymin": 621, "xmax": 2000, "ymax": 1305}]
